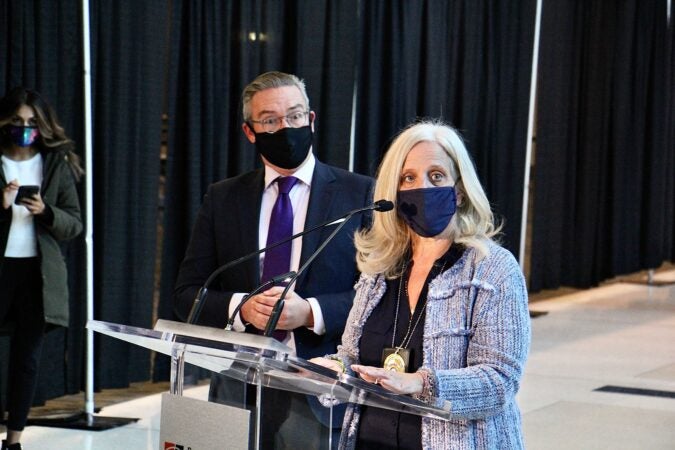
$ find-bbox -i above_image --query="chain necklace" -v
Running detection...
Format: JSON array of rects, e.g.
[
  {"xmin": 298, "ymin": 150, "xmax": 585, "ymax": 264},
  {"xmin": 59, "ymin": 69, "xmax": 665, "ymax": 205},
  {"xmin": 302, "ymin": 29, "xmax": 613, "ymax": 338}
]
[{"xmin": 382, "ymin": 259, "xmax": 448, "ymax": 372}]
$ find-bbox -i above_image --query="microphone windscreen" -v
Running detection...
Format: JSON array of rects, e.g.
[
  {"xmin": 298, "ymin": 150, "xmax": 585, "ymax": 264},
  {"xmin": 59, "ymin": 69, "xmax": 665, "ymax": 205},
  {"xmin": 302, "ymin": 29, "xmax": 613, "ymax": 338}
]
[{"xmin": 374, "ymin": 200, "xmax": 394, "ymax": 212}]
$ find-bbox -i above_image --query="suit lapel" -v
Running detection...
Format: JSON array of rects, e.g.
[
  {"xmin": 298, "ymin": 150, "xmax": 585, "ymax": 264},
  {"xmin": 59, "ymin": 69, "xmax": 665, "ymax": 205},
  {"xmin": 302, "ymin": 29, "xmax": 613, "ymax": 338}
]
[
  {"xmin": 236, "ymin": 169, "xmax": 265, "ymax": 285},
  {"xmin": 297, "ymin": 161, "xmax": 336, "ymax": 287}
]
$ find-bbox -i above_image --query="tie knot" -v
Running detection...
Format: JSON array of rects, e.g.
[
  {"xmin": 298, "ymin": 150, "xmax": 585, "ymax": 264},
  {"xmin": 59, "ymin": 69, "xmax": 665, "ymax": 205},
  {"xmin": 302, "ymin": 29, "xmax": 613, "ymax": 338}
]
[{"xmin": 276, "ymin": 176, "xmax": 298, "ymax": 194}]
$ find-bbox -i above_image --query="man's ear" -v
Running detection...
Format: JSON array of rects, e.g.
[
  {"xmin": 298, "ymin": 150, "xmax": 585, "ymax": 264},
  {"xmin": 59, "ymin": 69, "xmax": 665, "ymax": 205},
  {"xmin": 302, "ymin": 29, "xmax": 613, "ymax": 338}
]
[
  {"xmin": 309, "ymin": 110, "xmax": 316, "ymax": 133},
  {"xmin": 242, "ymin": 122, "xmax": 256, "ymax": 143}
]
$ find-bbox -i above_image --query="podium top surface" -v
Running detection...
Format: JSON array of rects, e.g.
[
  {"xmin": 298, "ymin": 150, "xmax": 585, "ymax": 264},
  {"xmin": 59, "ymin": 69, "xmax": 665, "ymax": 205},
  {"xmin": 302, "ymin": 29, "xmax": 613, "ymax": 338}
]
[{"xmin": 88, "ymin": 319, "xmax": 452, "ymax": 420}]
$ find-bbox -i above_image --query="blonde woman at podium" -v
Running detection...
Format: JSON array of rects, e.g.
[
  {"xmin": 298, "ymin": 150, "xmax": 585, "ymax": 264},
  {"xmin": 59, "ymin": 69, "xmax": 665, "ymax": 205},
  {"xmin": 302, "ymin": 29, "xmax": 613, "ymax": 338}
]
[{"xmin": 313, "ymin": 121, "xmax": 530, "ymax": 450}]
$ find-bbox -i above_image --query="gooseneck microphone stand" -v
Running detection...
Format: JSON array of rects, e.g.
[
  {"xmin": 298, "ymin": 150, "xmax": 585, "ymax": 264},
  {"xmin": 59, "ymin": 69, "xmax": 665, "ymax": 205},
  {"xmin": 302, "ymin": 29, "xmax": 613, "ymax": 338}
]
[{"xmin": 263, "ymin": 200, "xmax": 394, "ymax": 336}]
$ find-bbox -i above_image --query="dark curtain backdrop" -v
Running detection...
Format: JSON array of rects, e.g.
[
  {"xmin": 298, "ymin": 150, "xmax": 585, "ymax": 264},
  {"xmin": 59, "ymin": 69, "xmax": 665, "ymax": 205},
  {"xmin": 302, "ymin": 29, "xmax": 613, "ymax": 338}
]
[
  {"xmin": 0, "ymin": 0, "xmax": 86, "ymax": 412},
  {"xmin": 88, "ymin": 0, "xmax": 169, "ymax": 387},
  {"xmin": 352, "ymin": 0, "xmax": 536, "ymax": 254},
  {"xmin": 531, "ymin": 0, "xmax": 674, "ymax": 291},
  {"xmin": 155, "ymin": 0, "xmax": 358, "ymax": 378}
]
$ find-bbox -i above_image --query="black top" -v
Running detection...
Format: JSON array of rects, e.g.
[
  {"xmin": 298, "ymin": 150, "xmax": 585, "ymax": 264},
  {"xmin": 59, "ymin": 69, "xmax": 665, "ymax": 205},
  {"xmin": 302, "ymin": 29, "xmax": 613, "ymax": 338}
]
[{"xmin": 356, "ymin": 245, "xmax": 465, "ymax": 449}]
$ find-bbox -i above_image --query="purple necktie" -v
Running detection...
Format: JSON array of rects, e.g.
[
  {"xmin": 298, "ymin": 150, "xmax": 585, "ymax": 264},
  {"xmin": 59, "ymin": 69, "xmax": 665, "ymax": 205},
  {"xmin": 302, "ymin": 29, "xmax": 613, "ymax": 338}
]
[{"xmin": 260, "ymin": 176, "xmax": 298, "ymax": 341}]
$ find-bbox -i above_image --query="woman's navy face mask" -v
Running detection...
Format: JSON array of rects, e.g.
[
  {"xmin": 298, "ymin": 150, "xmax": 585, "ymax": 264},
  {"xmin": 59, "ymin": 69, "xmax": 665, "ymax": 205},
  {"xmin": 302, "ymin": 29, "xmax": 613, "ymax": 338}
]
[{"xmin": 397, "ymin": 186, "xmax": 457, "ymax": 237}]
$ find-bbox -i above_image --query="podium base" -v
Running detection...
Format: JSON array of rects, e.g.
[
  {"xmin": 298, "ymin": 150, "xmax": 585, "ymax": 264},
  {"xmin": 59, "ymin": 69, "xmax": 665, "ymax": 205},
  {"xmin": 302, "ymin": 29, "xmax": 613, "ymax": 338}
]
[{"xmin": 18, "ymin": 412, "xmax": 138, "ymax": 431}]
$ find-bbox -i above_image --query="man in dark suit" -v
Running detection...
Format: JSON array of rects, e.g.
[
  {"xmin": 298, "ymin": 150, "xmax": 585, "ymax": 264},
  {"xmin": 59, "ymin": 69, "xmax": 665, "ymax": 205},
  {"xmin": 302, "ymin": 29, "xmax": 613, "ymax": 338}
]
[{"xmin": 173, "ymin": 71, "xmax": 373, "ymax": 449}]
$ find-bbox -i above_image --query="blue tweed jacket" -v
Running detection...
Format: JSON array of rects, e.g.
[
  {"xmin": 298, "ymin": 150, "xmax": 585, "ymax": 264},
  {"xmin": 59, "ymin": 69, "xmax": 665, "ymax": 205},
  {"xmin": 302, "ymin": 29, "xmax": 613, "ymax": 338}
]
[{"xmin": 335, "ymin": 241, "xmax": 531, "ymax": 449}]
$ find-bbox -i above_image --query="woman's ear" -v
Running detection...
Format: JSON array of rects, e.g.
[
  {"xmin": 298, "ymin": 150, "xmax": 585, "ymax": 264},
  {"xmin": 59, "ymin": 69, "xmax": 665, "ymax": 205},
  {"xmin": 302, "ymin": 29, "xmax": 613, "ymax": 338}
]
[{"xmin": 456, "ymin": 189, "xmax": 464, "ymax": 207}]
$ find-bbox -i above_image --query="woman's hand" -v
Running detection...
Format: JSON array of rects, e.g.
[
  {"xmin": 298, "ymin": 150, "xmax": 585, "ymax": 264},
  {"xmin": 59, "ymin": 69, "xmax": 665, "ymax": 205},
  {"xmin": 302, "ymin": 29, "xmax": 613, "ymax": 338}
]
[
  {"xmin": 351, "ymin": 364, "xmax": 424, "ymax": 395},
  {"xmin": 19, "ymin": 190, "xmax": 46, "ymax": 215},
  {"xmin": 309, "ymin": 357, "xmax": 345, "ymax": 374},
  {"xmin": 2, "ymin": 179, "xmax": 19, "ymax": 209}
]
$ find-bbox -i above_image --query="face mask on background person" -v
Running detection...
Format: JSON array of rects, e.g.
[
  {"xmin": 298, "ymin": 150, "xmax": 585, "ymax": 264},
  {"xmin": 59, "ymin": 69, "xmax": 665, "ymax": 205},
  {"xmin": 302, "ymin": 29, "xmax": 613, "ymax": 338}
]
[
  {"xmin": 6, "ymin": 125, "xmax": 40, "ymax": 147},
  {"xmin": 397, "ymin": 186, "xmax": 457, "ymax": 237},
  {"xmin": 254, "ymin": 125, "xmax": 313, "ymax": 169}
]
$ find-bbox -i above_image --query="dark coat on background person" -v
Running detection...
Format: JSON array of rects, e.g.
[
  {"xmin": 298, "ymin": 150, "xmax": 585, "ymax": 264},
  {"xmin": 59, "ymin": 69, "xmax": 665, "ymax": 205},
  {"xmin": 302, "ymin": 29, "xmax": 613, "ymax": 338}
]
[{"xmin": 0, "ymin": 148, "xmax": 83, "ymax": 327}]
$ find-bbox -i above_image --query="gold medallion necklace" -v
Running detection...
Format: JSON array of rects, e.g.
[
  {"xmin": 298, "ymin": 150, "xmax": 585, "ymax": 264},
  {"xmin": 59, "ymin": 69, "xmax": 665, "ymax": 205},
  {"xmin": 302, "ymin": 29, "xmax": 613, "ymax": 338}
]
[{"xmin": 382, "ymin": 260, "xmax": 447, "ymax": 372}]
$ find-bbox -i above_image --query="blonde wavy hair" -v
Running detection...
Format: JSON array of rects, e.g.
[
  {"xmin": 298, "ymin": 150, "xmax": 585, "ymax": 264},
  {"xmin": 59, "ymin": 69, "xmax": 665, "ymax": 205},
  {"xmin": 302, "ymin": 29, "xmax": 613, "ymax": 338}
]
[{"xmin": 355, "ymin": 120, "xmax": 501, "ymax": 278}]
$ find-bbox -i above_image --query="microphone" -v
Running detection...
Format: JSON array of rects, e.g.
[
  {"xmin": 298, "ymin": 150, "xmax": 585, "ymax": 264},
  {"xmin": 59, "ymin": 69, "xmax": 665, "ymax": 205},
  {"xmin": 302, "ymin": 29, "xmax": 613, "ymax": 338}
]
[
  {"xmin": 262, "ymin": 199, "xmax": 394, "ymax": 336},
  {"xmin": 185, "ymin": 199, "xmax": 394, "ymax": 325}
]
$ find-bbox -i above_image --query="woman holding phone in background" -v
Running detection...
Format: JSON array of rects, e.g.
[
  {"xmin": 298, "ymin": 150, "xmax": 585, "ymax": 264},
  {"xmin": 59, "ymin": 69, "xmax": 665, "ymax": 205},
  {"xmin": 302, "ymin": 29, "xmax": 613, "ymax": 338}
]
[{"xmin": 0, "ymin": 87, "xmax": 83, "ymax": 450}]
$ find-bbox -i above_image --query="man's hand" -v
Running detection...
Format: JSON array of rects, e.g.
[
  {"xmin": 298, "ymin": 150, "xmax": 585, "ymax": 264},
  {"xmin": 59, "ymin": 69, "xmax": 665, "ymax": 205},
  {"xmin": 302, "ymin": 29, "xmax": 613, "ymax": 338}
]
[{"xmin": 239, "ymin": 286, "xmax": 312, "ymax": 331}]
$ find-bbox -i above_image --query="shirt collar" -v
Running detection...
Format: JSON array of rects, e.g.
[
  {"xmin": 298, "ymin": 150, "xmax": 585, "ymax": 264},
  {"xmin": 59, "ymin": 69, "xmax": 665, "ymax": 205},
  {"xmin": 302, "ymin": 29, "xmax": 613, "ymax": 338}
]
[{"xmin": 264, "ymin": 151, "xmax": 315, "ymax": 189}]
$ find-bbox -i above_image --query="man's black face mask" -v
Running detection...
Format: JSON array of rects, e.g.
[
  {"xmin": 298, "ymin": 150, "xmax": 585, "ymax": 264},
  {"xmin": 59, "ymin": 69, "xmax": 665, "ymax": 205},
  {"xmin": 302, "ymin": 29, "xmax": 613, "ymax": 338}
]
[{"xmin": 253, "ymin": 125, "xmax": 313, "ymax": 169}]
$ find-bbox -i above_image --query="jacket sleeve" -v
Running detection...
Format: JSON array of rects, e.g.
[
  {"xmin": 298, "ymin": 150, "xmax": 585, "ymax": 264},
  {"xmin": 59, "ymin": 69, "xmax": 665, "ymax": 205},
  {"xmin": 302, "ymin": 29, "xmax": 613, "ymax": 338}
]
[
  {"xmin": 433, "ymin": 252, "xmax": 531, "ymax": 419},
  {"xmin": 35, "ymin": 159, "xmax": 82, "ymax": 241},
  {"xmin": 333, "ymin": 274, "xmax": 386, "ymax": 373},
  {"xmin": 173, "ymin": 185, "xmax": 235, "ymax": 328}
]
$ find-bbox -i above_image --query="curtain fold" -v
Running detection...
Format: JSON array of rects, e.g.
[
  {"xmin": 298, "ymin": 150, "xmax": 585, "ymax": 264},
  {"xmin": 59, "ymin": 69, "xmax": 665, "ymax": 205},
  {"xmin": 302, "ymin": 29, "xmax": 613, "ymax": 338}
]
[
  {"xmin": 352, "ymin": 0, "xmax": 536, "ymax": 255},
  {"xmin": 531, "ymin": 0, "xmax": 674, "ymax": 291},
  {"xmin": 88, "ymin": 0, "xmax": 169, "ymax": 387},
  {"xmin": 668, "ymin": 4, "xmax": 674, "ymax": 259}
]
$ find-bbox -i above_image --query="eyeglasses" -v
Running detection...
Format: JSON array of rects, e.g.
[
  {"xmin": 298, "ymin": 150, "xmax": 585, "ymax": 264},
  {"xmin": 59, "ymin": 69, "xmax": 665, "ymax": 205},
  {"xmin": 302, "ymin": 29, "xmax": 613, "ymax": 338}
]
[{"xmin": 249, "ymin": 110, "xmax": 309, "ymax": 133}]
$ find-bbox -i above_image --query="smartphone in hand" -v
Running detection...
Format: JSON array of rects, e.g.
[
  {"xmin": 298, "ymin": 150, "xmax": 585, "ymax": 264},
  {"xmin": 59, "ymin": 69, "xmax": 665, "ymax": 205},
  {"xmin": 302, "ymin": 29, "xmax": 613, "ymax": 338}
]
[{"xmin": 14, "ymin": 185, "xmax": 40, "ymax": 205}]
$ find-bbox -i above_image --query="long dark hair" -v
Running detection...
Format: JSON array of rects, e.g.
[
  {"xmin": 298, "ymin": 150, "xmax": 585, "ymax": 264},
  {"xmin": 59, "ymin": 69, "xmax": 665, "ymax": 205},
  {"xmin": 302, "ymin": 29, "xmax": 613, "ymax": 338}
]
[{"xmin": 0, "ymin": 87, "xmax": 84, "ymax": 180}]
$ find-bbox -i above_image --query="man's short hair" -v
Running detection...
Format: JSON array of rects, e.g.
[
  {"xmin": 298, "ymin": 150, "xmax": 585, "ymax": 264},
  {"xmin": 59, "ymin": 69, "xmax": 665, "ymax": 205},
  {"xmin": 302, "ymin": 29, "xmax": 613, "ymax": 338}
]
[{"xmin": 241, "ymin": 71, "xmax": 310, "ymax": 121}]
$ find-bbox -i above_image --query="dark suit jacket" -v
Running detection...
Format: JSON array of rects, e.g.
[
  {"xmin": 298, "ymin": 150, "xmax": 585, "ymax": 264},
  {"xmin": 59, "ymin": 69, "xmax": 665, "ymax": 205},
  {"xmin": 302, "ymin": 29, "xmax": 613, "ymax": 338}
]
[{"xmin": 174, "ymin": 160, "xmax": 374, "ymax": 360}]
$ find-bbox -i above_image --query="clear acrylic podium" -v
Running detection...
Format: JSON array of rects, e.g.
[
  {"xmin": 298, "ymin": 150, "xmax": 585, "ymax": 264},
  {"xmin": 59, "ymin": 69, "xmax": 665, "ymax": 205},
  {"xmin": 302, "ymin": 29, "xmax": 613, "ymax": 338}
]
[{"xmin": 88, "ymin": 319, "xmax": 452, "ymax": 449}]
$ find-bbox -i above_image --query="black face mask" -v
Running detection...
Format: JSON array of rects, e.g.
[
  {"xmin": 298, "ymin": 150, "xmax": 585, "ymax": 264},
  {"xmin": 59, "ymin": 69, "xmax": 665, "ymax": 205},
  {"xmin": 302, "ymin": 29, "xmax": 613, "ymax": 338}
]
[{"xmin": 254, "ymin": 125, "xmax": 313, "ymax": 169}]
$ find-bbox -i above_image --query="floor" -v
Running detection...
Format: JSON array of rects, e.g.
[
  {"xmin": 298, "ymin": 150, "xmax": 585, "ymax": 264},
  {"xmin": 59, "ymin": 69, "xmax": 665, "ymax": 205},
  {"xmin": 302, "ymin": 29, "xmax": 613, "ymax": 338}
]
[{"xmin": 2, "ymin": 271, "xmax": 674, "ymax": 449}]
